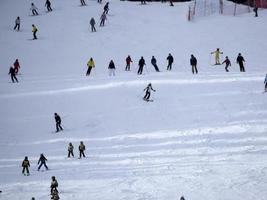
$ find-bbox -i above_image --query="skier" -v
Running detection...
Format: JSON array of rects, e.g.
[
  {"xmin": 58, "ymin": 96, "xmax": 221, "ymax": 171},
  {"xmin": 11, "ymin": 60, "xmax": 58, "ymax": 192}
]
[
  {"xmin": 68, "ymin": 142, "xmax": 74, "ymax": 158},
  {"xmin": 125, "ymin": 55, "xmax": 132, "ymax": 71},
  {"xmin": 8, "ymin": 66, "xmax": 18, "ymax": 83},
  {"xmin": 54, "ymin": 113, "xmax": 63, "ymax": 132},
  {"xmin": 90, "ymin": 17, "xmax": 96, "ymax": 32},
  {"xmin": 143, "ymin": 83, "xmax": 156, "ymax": 101},
  {"xmin": 37, "ymin": 153, "xmax": 48, "ymax": 171},
  {"xmin": 166, "ymin": 53, "xmax": 174, "ymax": 70},
  {"xmin": 103, "ymin": 2, "xmax": 109, "ymax": 14},
  {"xmin": 79, "ymin": 141, "xmax": 86, "ymax": 158},
  {"xmin": 151, "ymin": 56, "xmax": 160, "ymax": 72},
  {"xmin": 253, "ymin": 6, "xmax": 258, "ymax": 17},
  {"xmin": 108, "ymin": 60, "xmax": 116, "ymax": 76},
  {"xmin": 100, "ymin": 13, "xmax": 107, "ymax": 27},
  {"xmin": 86, "ymin": 57, "xmax": 95, "ymax": 76},
  {"xmin": 211, "ymin": 48, "xmax": 223, "ymax": 65},
  {"xmin": 81, "ymin": 0, "xmax": 86, "ymax": 6},
  {"xmin": 222, "ymin": 56, "xmax": 231, "ymax": 72},
  {"xmin": 30, "ymin": 3, "xmax": 39, "ymax": 16},
  {"xmin": 264, "ymin": 74, "xmax": 267, "ymax": 92},
  {"xmin": 32, "ymin": 24, "xmax": 38, "ymax": 40},
  {"xmin": 236, "ymin": 53, "xmax": 245, "ymax": 72},
  {"xmin": 138, "ymin": 56, "xmax": 146, "ymax": 75},
  {"xmin": 51, "ymin": 188, "xmax": 60, "ymax": 200},
  {"xmin": 21, "ymin": 156, "xmax": 30, "ymax": 176},
  {"xmin": 14, "ymin": 59, "xmax": 20, "ymax": 74},
  {"xmin": 45, "ymin": 0, "xmax": 52, "ymax": 12},
  {"xmin": 50, "ymin": 176, "xmax": 58, "ymax": 194},
  {"xmin": 190, "ymin": 54, "xmax": 198, "ymax": 74},
  {"xmin": 141, "ymin": 0, "xmax": 146, "ymax": 5},
  {"xmin": 14, "ymin": 16, "xmax": 20, "ymax": 31}
]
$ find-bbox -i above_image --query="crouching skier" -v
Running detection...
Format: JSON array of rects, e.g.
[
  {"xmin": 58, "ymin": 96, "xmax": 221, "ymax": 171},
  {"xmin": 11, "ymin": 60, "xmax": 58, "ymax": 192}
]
[{"xmin": 143, "ymin": 83, "xmax": 156, "ymax": 102}]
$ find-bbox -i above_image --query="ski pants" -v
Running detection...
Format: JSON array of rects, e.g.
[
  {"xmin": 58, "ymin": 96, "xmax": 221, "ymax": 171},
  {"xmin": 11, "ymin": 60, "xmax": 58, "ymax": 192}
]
[
  {"xmin": 51, "ymin": 186, "xmax": 58, "ymax": 194},
  {"xmin": 239, "ymin": 63, "xmax": 245, "ymax": 72},
  {"xmin": 192, "ymin": 65, "xmax": 198, "ymax": 74},
  {"xmin": 79, "ymin": 150, "xmax": 85, "ymax": 158},
  {"xmin": 68, "ymin": 150, "xmax": 74, "ymax": 158},
  {"xmin": 91, "ymin": 25, "xmax": 96, "ymax": 32},
  {"xmin": 33, "ymin": 31, "xmax": 37, "ymax": 39},
  {"xmin": 22, "ymin": 166, "xmax": 29, "ymax": 174},
  {"xmin": 144, "ymin": 91, "xmax": 150, "ymax": 100},
  {"xmin": 86, "ymin": 67, "xmax": 92, "ymax": 76},
  {"xmin": 47, "ymin": 5, "xmax": 52, "ymax": 12},
  {"xmin": 11, "ymin": 75, "xmax": 18, "ymax": 83},
  {"xmin": 167, "ymin": 62, "xmax": 172, "ymax": 70},
  {"xmin": 32, "ymin": 9, "xmax": 38, "ymax": 15},
  {"xmin": 109, "ymin": 69, "xmax": 115, "ymax": 76},
  {"xmin": 14, "ymin": 23, "xmax": 20, "ymax": 31},
  {"xmin": 125, "ymin": 63, "xmax": 130, "ymax": 71},
  {"xmin": 100, "ymin": 19, "xmax": 105, "ymax": 26},
  {"xmin": 56, "ymin": 122, "xmax": 63, "ymax": 132},
  {"xmin": 137, "ymin": 65, "xmax": 144, "ymax": 74},
  {"xmin": 215, "ymin": 55, "xmax": 220, "ymax": 64},
  {"xmin": 152, "ymin": 64, "xmax": 160, "ymax": 72},
  {"xmin": 265, "ymin": 83, "xmax": 267, "ymax": 91},
  {"xmin": 81, "ymin": 0, "xmax": 86, "ymax": 5},
  {"xmin": 38, "ymin": 162, "xmax": 48, "ymax": 170},
  {"xmin": 225, "ymin": 63, "xmax": 230, "ymax": 72}
]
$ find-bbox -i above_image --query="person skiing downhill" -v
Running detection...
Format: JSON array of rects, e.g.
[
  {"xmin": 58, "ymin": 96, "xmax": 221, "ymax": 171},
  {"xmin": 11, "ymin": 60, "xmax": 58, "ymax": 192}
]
[
  {"xmin": 264, "ymin": 74, "xmax": 267, "ymax": 92},
  {"xmin": 30, "ymin": 3, "xmax": 39, "ymax": 16},
  {"xmin": 108, "ymin": 60, "xmax": 116, "ymax": 76},
  {"xmin": 79, "ymin": 141, "xmax": 86, "ymax": 158},
  {"xmin": 190, "ymin": 54, "xmax": 198, "ymax": 74},
  {"xmin": 222, "ymin": 56, "xmax": 231, "ymax": 72},
  {"xmin": 151, "ymin": 56, "xmax": 160, "ymax": 72},
  {"xmin": 143, "ymin": 83, "xmax": 156, "ymax": 101},
  {"xmin": 8, "ymin": 66, "xmax": 18, "ymax": 83},
  {"xmin": 68, "ymin": 142, "xmax": 74, "ymax": 158},
  {"xmin": 32, "ymin": 24, "xmax": 38, "ymax": 40},
  {"xmin": 45, "ymin": 0, "xmax": 52, "ymax": 12},
  {"xmin": 86, "ymin": 57, "xmax": 95, "ymax": 76},
  {"xmin": 236, "ymin": 53, "xmax": 245, "ymax": 72},
  {"xmin": 14, "ymin": 16, "xmax": 20, "ymax": 31},
  {"xmin": 166, "ymin": 53, "xmax": 174, "ymax": 70},
  {"xmin": 211, "ymin": 48, "xmax": 223, "ymax": 65},
  {"xmin": 21, "ymin": 156, "xmax": 30, "ymax": 176},
  {"xmin": 50, "ymin": 176, "xmax": 58, "ymax": 194},
  {"xmin": 54, "ymin": 113, "xmax": 63, "ymax": 132},
  {"xmin": 37, "ymin": 153, "xmax": 48, "ymax": 171},
  {"xmin": 138, "ymin": 56, "xmax": 146, "ymax": 75},
  {"xmin": 14, "ymin": 59, "xmax": 20, "ymax": 74},
  {"xmin": 125, "ymin": 55, "xmax": 132, "ymax": 71},
  {"xmin": 100, "ymin": 13, "xmax": 107, "ymax": 27},
  {"xmin": 103, "ymin": 2, "xmax": 109, "ymax": 14},
  {"xmin": 90, "ymin": 17, "xmax": 96, "ymax": 32}
]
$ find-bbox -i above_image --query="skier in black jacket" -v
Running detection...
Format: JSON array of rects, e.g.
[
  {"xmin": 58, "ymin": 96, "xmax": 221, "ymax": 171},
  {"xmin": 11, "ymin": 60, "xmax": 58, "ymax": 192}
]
[
  {"xmin": 37, "ymin": 154, "xmax": 48, "ymax": 170},
  {"xmin": 8, "ymin": 66, "xmax": 18, "ymax": 83},
  {"xmin": 166, "ymin": 53, "xmax": 174, "ymax": 70},
  {"xmin": 190, "ymin": 54, "xmax": 198, "ymax": 74},
  {"xmin": 103, "ymin": 2, "xmax": 109, "ymax": 14},
  {"xmin": 151, "ymin": 56, "xmax": 160, "ymax": 72},
  {"xmin": 143, "ymin": 83, "xmax": 156, "ymax": 101},
  {"xmin": 138, "ymin": 56, "xmax": 146, "ymax": 75},
  {"xmin": 236, "ymin": 53, "xmax": 245, "ymax": 72},
  {"xmin": 45, "ymin": 0, "xmax": 52, "ymax": 12},
  {"xmin": 54, "ymin": 113, "xmax": 63, "ymax": 132}
]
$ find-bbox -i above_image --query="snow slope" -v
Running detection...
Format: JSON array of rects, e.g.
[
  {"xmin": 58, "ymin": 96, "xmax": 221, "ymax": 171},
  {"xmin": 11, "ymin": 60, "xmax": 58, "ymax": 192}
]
[{"xmin": 0, "ymin": 0, "xmax": 267, "ymax": 200}]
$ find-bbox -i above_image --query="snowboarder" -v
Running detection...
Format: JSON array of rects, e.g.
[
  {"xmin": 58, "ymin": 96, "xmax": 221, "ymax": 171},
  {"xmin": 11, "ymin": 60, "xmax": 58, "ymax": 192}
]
[
  {"xmin": 37, "ymin": 153, "xmax": 48, "ymax": 171},
  {"xmin": 68, "ymin": 142, "xmax": 74, "ymax": 158},
  {"xmin": 151, "ymin": 56, "xmax": 160, "ymax": 72},
  {"xmin": 32, "ymin": 24, "xmax": 38, "ymax": 40},
  {"xmin": 108, "ymin": 60, "xmax": 116, "ymax": 76},
  {"xmin": 86, "ymin": 57, "xmax": 95, "ymax": 76},
  {"xmin": 51, "ymin": 188, "xmax": 60, "ymax": 200},
  {"xmin": 190, "ymin": 54, "xmax": 198, "ymax": 74},
  {"xmin": 141, "ymin": 0, "xmax": 146, "ymax": 5},
  {"xmin": 138, "ymin": 56, "xmax": 146, "ymax": 75},
  {"xmin": 8, "ymin": 66, "xmax": 18, "ymax": 83},
  {"xmin": 45, "ymin": 0, "xmax": 52, "ymax": 12},
  {"xmin": 54, "ymin": 113, "xmax": 63, "ymax": 132},
  {"xmin": 50, "ymin": 176, "xmax": 58, "ymax": 194},
  {"xmin": 79, "ymin": 141, "xmax": 86, "ymax": 158},
  {"xmin": 81, "ymin": 0, "xmax": 86, "ymax": 6},
  {"xmin": 14, "ymin": 59, "xmax": 20, "ymax": 74},
  {"xmin": 222, "ymin": 56, "xmax": 231, "ymax": 72},
  {"xmin": 143, "ymin": 83, "xmax": 156, "ymax": 101},
  {"xmin": 103, "ymin": 2, "xmax": 109, "ymax": 14},
  {"xmin": 14, "ymin": 16, "xmax": 20, "ymax": 31},
  {"xmin": 166, "ymin": 53, "xmax": 174, "ymax": 70},
  {"xmin": 253, "ymin": 6, "xmax": 258, "ymax": 17},
  {"xmin": 21, "ymin": 156, "xmax": 30, "ymax": 176},
  {"xmin": 90, "ymin": 17, "xmax": 96, "ymax": 32},
  {"xmin": 125, "ymin": 55, "xmax": 133, "ymax": 71},
  {"xmin": 264, "ymin": 74, "xmax": 267, "ymax": 92},
  {"xmin": 100, "ymin": 13, "xmax": 107, "ymax": 27},
  {"xmin": 211, "ymin": 48, "xmax": 223, "ymax": 65},
  {"xmin": 30, "ymin": 3, "xmax": 39, "ymax": 16},
  {"xmin": 236, "ymin": 53, "xmax": 245, "ymax": 72}
]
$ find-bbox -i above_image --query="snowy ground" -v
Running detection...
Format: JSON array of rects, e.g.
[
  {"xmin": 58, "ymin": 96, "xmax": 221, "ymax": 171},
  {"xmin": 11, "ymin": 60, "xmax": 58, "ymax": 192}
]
[{"xmin": 0, "ymin": 0, "xmax": 267, "ymax": 200}]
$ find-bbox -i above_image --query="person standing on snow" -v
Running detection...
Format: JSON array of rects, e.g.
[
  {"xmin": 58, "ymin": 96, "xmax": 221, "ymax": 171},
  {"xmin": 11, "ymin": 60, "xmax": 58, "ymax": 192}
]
[
  {"xmin": 166, "ymin": 53, "xmax": 174, "ymax": 70},
  {"xmin": 138, "ymin": 56, "xmax": 146, "ymax": 75},
  {"xmin": 108, "ymin": 60, "xmax": 116, "ymax": 76},
  {"xmin": 103, "ymin": 2, "xmax": 109, "ymax": 14},
  {"xmin": 37, "ymin": 153, "xmax": 48, "ymax": 171},
  {"xmin": 143, "ymin": 83, "xmax": 156, "ymax": 101},
  {"xmin": 125, "ymin": 55, "xmax": 132, "ymax": 71},
  {"xmin": 50, "ymin": 176, "xmax": 58, "ymax": 194},
  {"xmin": 54, "ymin": 113, "xmax": 63, "ymax": 132},
  {"xmin": 151, "ymin": 56, "xmax": 160, "ymax": 72},
  {"xmin": 190, "ymin": 54, "xmax": 198, "ymax": 74},
  {"xmin": 211, "ymin": 48, "xmax": 223, "ymax": 65},
  {"xmin": 45, "ymin": 0, "xmax": 52, "ymax": 12},
  {"xmin": 8, "ymin": 66, "xmax": 18, "ymax": 83},
  {"xmin": 68, "ymin": 143, "xmax": 74, "ymax": 158},
  {"xmin": 264, "ymin": 74, "xmax": 267, "ymax": 92},
  {"xmin": 79, "ymin": 141, "xmax": 86, "ymax": 158},
  {"xmin": 90, "ymin": 17, "xmax": 96, "ymax": 32},
  {"xmin": 13, "ymin": 59, "xmax": 20, "ymax": 74},
  {"xmin": 100, "ymin": 13, "xmax": 107, "ymax": 27},
  {"xmin": 253, "ymin": 6, "xmax": 258, "ymax": 17},
  {"xmin": 30, "ymin": 3, "xmax": 39, "ymax": 16},
  {"xmin": 222, "ymin": 56, "xmax": 231, "ymax": 72},
  {"xmin": 86, "ymin": 57, "xmax": 95, "ymax": 76},
  {"xmin": 32, "ymin": 24, "xmax": 38, "ymax": 39},
  {"xmin": 236, "ymin": 53, "xmax": 245, "ymax": 72},
  {"xmin": 21, "ymin": 156, "xmax": 30, "ymax": 176},
  {"xmin": 14, "ymin": 16, "xmax": 20, "ymax": 31}
]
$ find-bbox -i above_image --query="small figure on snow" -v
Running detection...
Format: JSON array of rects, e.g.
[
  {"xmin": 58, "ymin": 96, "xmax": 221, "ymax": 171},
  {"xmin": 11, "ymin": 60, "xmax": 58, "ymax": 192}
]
[
  {"xmin": 138, "ymin": 56, "xmax": 146, "ymax": 75},
  {"xmin": 103, "ymin": 2, "xmax": 109, "ymax": 14},
  {"xmin": 97, "ymin": 0, "xmax": 102, "ymax": 4},
  {"xmin": 22, "ymin": 156, "xmax": 30, "ymax": 176},
  {"xmin": 54, "ymin": 113, "xmax": 63, "ymax": 132},
  {"xmin": 236, "ymin": 53, "xmax": 245, "ymax": 72},
  {"xmin": 8, "ymin": 66, "xmax": 18, "ymax": 83},
  {"xmin": 14, "ymin": 59, "xmax": 20, "ymax": 74},
  {"xmin": 166, "ymin": 53, "xmax": 174, "ymax": 70},
  {"xmin": 14, "ymin": 16, "xmax": 20, "ymax": 31},
  {"xmin": 180, "ymin": 196, "xmax": 185, "ymax": 200},
  {"xmin": 86, "ymin": 57, "xmax": 95, "ymax": 76},
  {"xmin": 151, "ymin": 56, "xmax": 160, "ymax": 72},
  {"xmin": 108, "ymin": 60, "xmax": 116, "ymax": 76},
  {"xmin": 79, "ymin": 141, "xmax": 86, "ymax": 158},
  {"xmin": 222, "ymin": 56, "xmax": 231, "ymax": 72},
  {"xmin": 45, "ymin": 0, "xmax": 53, "ymax": 12},
  {"xmin": 32, "ymin": 24, "xmax": 38, "ymax": 40},
  {"xmin": 141, "ymin": 0, "xmax": 146, "ymax": 5},
  {"xmin": 170, "ymin": 0, "xmax": 174, "ymax": 6},
  {"xmin": 264, "ymin": 74, "xmax": 267, "ymax": 92},
  {"xmin": 81, "ymin": 0, "xmax": 86, "ymax": 6},
  {"xmin": 125, "ymin": 55, "xmax": 133, "ymax": 71},
  {"xmin": 37, "ymin": 153, "xmax": 48, "ymax": 171},
  {"xmin": 68, "ymin": 142, "xmax": 74, "ymax": 158},
  {"xmin": 50, "ymin": 176, "xmax": 58, "ymax": 194},
  {"xmin": 143, "ymin": 83, "xmax": 156, "ymax": 101},
  {"xmin": 51, "ymin": 188, "xmax": 60, "ymax": 200},
  {"xmin": 190, "ymin": 54, "xmax": 198, "ymax": 74},
  {"xmin": 253, "ymin": 6, "xmax": 258, "ymax": 17},
  {"xmin": 100, "ymin": 13, "xmax": 107, "ymax": 27},
  {"xmin": 211, "ymin": 48, "xmax": 223, "ymax": 65},
  {"xmin": 90, "ymin": 17, "xmax": 96, "ymax": 32},
  {"xmin": 30, "ymin": 3, "xmax": 39, "ymax": 16}
]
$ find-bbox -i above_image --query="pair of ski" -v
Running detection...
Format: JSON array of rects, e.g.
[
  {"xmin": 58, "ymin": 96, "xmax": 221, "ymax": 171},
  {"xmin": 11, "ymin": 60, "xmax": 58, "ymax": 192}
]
[{"xmin": 143, "ymin": 98, "xmax": 153, "ymax": 102}]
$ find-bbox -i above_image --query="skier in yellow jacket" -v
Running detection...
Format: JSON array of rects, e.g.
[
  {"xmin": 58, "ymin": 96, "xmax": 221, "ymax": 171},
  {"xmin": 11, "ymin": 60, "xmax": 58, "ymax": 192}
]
[
  {"xmin": 211, "ymin": 48, "xmax": 223, "ymax": 65},
  {"xmin": 32, "ymin": 24, "xmax": 38, "ymax": 40},
  {"xmin": 86, "ymin": 58, "xmax": 95, "ymax": 76}
]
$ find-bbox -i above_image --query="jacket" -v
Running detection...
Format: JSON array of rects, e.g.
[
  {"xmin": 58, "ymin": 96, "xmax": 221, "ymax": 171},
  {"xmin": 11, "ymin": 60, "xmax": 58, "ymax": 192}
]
[
  {"xmin": 87, "ymin": 60, "xmax": 95, "ymax": 68},
  {"xmin": 190, "ymin": 56, "xmax": 197, "ymax": 66},
  {"xmin": 22, "ymin": 159, "xmax": 30, "ymax": 167},
  {"xmin": 32, "ymin": 26, "xmax": 38, "ymax": 33},
  {"xmin": 79, "ymin": 144, "xmax": 85, "ymax": 151}
]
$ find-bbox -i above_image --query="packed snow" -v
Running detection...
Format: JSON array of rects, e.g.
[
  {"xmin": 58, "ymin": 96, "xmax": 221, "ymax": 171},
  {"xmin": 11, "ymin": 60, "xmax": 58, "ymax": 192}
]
[{"xmin": 0, "ymin": 0, "xmax": 267, "ymax": 200}]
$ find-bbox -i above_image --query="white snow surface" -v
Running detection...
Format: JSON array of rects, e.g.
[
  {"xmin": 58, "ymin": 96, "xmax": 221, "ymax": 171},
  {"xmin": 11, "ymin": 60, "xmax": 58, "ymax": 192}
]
[{"xmin": 0, "ymin": 0, "xmax": 267, "ymax": 199}]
